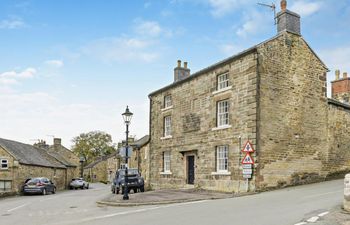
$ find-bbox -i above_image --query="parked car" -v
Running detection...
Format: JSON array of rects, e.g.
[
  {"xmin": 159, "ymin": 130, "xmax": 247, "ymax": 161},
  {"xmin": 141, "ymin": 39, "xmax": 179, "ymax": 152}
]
[
  {"xmin": 69, "ymin": 178, "xmax": 89, "ymax": 189},
  {"xmin": 23, "ymin": 177, "xmax": 56, "ymax": 195},
  {"xmin": 111, "ymin": 168, "xmax": 144, "ymax": 194}
]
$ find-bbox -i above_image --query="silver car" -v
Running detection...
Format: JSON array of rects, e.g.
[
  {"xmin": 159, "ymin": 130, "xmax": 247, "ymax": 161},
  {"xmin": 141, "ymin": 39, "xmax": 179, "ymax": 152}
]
[{"xmin": 69, "ymin": 178, "xmax": 89, "ymax": 189}]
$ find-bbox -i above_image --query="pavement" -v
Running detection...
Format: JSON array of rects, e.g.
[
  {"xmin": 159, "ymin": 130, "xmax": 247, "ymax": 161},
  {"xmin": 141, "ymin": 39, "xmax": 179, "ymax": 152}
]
[{"xmin": 97, "ymin": 188, "xmax": 235, "ymax": 206}]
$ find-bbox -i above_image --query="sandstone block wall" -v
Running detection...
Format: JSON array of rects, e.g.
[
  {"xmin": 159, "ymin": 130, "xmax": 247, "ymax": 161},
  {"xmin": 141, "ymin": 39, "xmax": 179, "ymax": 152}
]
[
  {"xmin": 326, "ymin": 103, "xmax": 350, "ymax": 176},
  {"xmin": 149, "ymin": 51, "xmax": 258, "ymax": 192},
  {"xmin": 257, "ymin": 32, "xmax": 328, "ymax": 188}
]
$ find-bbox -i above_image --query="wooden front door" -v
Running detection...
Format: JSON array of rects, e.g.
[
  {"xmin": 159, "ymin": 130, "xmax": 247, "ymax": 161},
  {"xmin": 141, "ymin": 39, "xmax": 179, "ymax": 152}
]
[{"xmin": 187, "ymin": 156, "xmax": 195, "ymax": 184}]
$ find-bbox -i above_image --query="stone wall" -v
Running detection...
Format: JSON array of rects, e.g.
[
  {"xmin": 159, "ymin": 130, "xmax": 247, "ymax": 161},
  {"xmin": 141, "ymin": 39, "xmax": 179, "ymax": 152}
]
[
  {"xmin": 256, "ymin": 32, "xmax": 328, "ymax": 189},
  {"xmin": 0, "ymin": 147, "xmax": 16, "ymax": 192},
  {"xmin": 149, "ymin": 51, "xmax": 258, "ymax": 192},
  {"xmin": 326, "ymin": 102, "xmax": 350, "ymax": 177}
]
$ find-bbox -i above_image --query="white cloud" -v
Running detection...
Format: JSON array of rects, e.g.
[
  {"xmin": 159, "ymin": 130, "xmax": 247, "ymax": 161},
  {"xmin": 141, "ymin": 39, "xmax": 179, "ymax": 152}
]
[
  {"xmin": 0, "ymin": 16, "xmax": 25, "ymax": 29},
  {"xmin": 290, "ymin": 0, "xmax": 322, "ymax": 17},
  {"xmin": 219, "ymin": 44, "xmax": 244, "ymax": 56},
  {"xmin": 0, "ymin": 67, "xmax": 37, "ymax": 85},
  {"xmin": 134, "ymin": 20, "xmax": 162, "ymax": 37},
  {"xmin": 236, "ymin": 10, "xmax": 270, "ymax": 38},
  {"xmin": 319, "ymin": 46, "xmax": 350, "ymax": 72},
  {"xmin": 45, "ymin": 60, "xmax": 64, "ymax": 68},
  {"xmin": 82, "ymin": 37, "xmax": 159, "ymax": 63},
  {"xmin": 208, "ymin": 0, "xmax": 247, "ymax": 17}
]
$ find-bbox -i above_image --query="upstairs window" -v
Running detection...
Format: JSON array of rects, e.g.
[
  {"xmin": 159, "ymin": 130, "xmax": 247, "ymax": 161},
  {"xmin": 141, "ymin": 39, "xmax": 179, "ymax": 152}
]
[
  {"xmin": 163, "ymin": 151, "xmax": 171, "ymax": 172},
  {"xmin": 217, "ymin": 100, "xmax": 229, "ymax": 127},
  {"xmin": 164, "ymin": 116, "xmax": 172, "ymax": 137},
  {"xmin": 217, "ymin": 73, "xmax": 229, "ymax": 90},
  {"xmin": 1, "ymin": 159, "xmax": 8, "ymax": 170},
  {"xmin": 216, "ymin": 146, "xmax": 228, "ymax": 172},
  {"xmin": 164, "ymin": 95, "xmax": 172, "ymax": 108}
]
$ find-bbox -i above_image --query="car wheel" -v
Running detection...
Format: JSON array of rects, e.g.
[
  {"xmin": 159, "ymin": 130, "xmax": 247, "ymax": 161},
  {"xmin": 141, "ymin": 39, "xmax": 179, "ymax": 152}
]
[
  {"xmin": 42, "ymin": 188, "xmax": 47, "ymax": 195},
  {"xmin": 116, "ymin": 189, "xmax": 119, "ymax": 194},
  {"xmin": 140, "ymin": 185, "xmax": 145, "ymax": 192},
  {"xmin": 86, "ymin": 184, "xmax": 89, "ymax": 189},
  {"xmin": 52, "ymin": 187, "xmax": 56, "ymax": 194},
  {"xmin": 81, "ymin": 184, "xmax": 85, "ymax": 190},
  {"xmin": 133, "ymin": 188, "xmax": 137, "ymax": 193}
]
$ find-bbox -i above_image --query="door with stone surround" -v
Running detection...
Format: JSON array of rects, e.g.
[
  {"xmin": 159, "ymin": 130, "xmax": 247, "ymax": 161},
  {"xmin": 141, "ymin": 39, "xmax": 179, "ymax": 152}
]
[{"xmin": 187, "ymin": 156, "xmax": 195, "ymax": 184}]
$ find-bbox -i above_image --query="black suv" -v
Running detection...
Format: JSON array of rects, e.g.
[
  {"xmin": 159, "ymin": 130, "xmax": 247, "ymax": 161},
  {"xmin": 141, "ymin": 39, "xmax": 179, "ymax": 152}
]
[{"xmin": 111, "ymin": 168, "xmax": 145, "ymax": 194}]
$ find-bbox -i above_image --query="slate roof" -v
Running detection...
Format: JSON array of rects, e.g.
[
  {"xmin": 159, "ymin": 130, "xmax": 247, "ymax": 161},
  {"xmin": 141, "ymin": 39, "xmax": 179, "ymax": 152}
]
[
  {"xmin": 84, "ymin": 152, "xmax": 118, "ymax": 169},
  {"xmin": 149, "ymin": 32, "xmax": 328, "ymax": 97},
  {"xmin": 47, "ymin": 145, "xmax": 78, "ymax": 167},
  {"xmin": 0, "ymin": 138, "xmax": 66, "ymax": 168},
  {"xmin": 131, "ymin": 135, "xmax": 150, "ymax": 149}
]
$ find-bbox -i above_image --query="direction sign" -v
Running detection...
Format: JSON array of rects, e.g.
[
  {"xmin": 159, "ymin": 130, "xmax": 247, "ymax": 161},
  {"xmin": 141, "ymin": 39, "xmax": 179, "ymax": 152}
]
[
  {"xmin": 241, "ymin": 153, "xmax": 254, "ymax": 164},
  {"xmin": 241, "ymin": 141, "xmax": 255, "ymax": 153},
  {"xmin": 119, "ymin": 147, "xmax": 133, "ymax": 158}
]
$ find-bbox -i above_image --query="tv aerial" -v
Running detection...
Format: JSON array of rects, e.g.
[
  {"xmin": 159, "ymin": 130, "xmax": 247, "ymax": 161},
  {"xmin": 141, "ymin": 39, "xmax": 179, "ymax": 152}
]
[{"xmin": 258, "ymin": 2, "xmax": 277, "ymax": 25}]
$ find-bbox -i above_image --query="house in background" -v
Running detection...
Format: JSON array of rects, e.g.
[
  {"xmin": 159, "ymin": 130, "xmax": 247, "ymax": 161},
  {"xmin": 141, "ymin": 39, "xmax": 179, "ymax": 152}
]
[
  {"xmin": 129, "ymin": 135, "xmax": 150, "ymax": 185},
  {"xmin": 34, "ymin": 138, "xmax": 80, "ymax": 186},
  {"xmin": 0, "ymin": 138, "xmax": 67, "ymax": 195},
  {"xmin": 83, "ymin": 153, "xmax": 119, "ymax": 183}
]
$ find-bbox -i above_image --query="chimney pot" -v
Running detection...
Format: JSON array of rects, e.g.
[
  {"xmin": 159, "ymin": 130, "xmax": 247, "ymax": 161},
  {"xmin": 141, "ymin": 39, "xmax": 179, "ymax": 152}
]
[
  {"xmin": 344, "ymin": 72, "xmax": 348, "ymax": 79},
  {"xmin": 335, "ymin": 70, "xmax": 340, "ymax": 80},
  {"xmin": 281, "ymin": 0, "xmax": 287, "ymax": 11},
  {"xmin": 184, "ymin": 62, "xmax": 188, "ymax": 69},
  {"xmin": 177, "ymin": 60, "xmax": 181, "ymax": 68}
]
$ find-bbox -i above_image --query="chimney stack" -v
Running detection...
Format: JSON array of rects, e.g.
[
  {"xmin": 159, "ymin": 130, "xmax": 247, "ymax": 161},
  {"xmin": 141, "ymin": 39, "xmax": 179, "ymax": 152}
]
[
  {"xmin": 53, "ymin": 138, "xmax": 61, "ymax": 146},
  {"xmin": 276, "ymin": 0, "xmax": 301, "ymax": 35},
  {"xmin": 335, "ymin": 70, "xmax": 340, "ymax": 80},
  {"xmin": 174, "ymin": 60, "xmax": 190, "ymax": 82}
]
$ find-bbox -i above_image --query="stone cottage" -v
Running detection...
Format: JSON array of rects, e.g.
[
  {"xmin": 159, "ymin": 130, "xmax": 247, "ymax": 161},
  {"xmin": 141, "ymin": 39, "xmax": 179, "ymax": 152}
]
[
  {"xmin": 148, "ymin": 1, "xmax": 350, "ymax": 192},
  {"xmin": 84, "ymin": 153, "xmax": 119, "ymax": 183},
  {"xmin": 0, "ymin": 138, "xmax": 69, "ymax": 195},
  {"xmin": 129, "ymin": 135, "xmax": 150, "ymax": 185}
]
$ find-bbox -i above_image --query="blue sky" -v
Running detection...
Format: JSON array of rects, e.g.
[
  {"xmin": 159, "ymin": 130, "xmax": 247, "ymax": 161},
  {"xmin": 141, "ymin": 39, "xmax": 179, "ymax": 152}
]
[{"xmin": 0, "ymin": 0, "xmax": 349, "ymax": 147}]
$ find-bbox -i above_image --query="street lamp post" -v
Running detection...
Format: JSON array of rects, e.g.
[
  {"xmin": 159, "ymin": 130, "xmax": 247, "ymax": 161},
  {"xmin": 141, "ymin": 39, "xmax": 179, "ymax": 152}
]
[
  {"xmin": 122, "ymin": 106, "xmax": 133, "ymax": 200},
  {"xmin": 79, "ymin": 156, "xmax": 85, "ymax": 178}
]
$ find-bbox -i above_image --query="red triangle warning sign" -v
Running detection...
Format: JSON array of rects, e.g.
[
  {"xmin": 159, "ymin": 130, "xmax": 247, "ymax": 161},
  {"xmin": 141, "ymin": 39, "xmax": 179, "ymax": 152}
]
[
  {"xmin": 242, "ymin": 153, "xmax": 254, "ymax": 164},
  {"xmin": 241, "ymin": 141, "xmax": 255, "ymax": 153}
]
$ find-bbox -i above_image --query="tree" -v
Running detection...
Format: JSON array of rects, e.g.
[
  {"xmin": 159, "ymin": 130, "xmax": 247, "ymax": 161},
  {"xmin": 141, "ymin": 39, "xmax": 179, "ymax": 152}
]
[{"xmin": 71, "ymin": 131, "xmax": 116, "ymax": 164}]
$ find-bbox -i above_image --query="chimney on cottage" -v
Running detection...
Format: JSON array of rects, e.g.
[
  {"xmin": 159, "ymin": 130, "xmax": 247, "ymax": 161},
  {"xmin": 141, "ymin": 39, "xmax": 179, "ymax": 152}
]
[
  {"xmin": 331, "ymin": 70, "xmax": 350, "ymax": 102},
  {"xmin": 174, "ymin": 60, "xmax": 190, "ymax": 82},
  {"xmin": 276, "ymin": 0, "xmax": 301, "ymax": 35},
  {"xmin": 33, "ymin": 140, "xmax": 49, "ymax": 150},
  {"xmin": 335, "ymin": 70, "xmax": 340, "ymax": 80},
  {"xmin": 53, "ymin": 138, "xmax": 61, "ymax": 146}
]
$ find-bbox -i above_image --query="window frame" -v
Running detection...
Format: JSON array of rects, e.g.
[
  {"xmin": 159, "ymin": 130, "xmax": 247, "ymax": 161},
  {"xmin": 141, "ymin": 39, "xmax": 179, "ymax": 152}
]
[
  {"xmin": 164, "ymin": 95, "xmax": 172, "ymax": 108},
  {"xmin": 0, "ymin": 159, "xmax": 8, "ymax": 170},
  {"xmin": 217, "ymin": 73, "xmax": 229, "ymax": 90},
  {"xmin": 164, "ymin": 116, "xmax": 172, "ymax": 137},
  {"xmin": 217, "ymin": 100, "xmax": 229, "ymax": 127},
  {"xmin": 216, "ymin": 145, "xmax": 228, "ymax": 172},
  {"xmin": 163, "ymin": 151, "xmax": 171, "ymax": 172}
]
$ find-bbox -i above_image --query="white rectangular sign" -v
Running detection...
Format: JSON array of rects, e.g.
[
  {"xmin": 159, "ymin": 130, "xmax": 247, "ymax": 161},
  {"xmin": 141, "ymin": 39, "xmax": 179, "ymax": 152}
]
[
  {"xmin": 242, "ymin": 169, "xmax": 253, "ymax": 174},
  {"xmin": 242, "ymin": 164, "xmax": 252, "ymax": 169},
  {"xmin": 243, "ymin": 174, "xmax": 252, "ymax": 179}
]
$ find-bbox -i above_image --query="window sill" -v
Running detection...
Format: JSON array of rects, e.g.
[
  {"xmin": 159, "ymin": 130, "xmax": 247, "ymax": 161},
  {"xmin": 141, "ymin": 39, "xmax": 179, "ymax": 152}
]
[
  {"xmin": 211, "ymin": 125, "xmax": 232, "ymax": 131},
  {"xmin": 161, "ymin": 106, "xmax": 173, "ymax": 112},
  {"xmin": 211, "ymin": 172, "xmax": 231, "ymax": 176},
  {"xmin": 0, "ymin": 168, "xmax": 9, "ymax": 170},
  {"xmin": 160, "ymin": 171, "xmax": 172, "ymax": 175},
  {"xmin": 212, "ymin": 86, "xmax": 232, "ymax": 95},
  {"xmin": 160, "ymin": 135, "xmax": 172, "ymax": 140}
]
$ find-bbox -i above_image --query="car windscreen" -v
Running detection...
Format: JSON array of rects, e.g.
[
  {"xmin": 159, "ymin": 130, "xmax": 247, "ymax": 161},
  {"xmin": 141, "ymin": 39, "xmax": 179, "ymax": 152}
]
[
  {"xmin": 27, "ymin": 178, "xmax": 41, "ymax": 184},
  {"xmin": 118, "ymin": 169, "xmax": 138, "ymax": 176}
]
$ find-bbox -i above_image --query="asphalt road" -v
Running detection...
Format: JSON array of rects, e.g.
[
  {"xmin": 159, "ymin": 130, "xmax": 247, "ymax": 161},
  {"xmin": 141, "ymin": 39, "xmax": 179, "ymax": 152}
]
[{"xmin": 0, "ymin": 180, "xmax": 346, "ymax": 225}]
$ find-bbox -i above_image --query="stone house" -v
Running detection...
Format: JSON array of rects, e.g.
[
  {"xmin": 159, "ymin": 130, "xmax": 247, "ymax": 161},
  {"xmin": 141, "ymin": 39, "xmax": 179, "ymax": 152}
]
[
  {"xmin": 34, "ymin": 138, "xmax": 80, "ymax": 185},
  {"xmin": 84, "ymin": 135, "xmax": 150, "ymax": 184},
  {"xmin": 129, "ymin": 135, "xmax": 150, "ymax": 184},
  {"xmin": 148, "ymin": 1, "xmax": 350, "ymax": 192},
  {"xmin": 0, "ymin": 138, "xmax": 71, "ymax": 195},
  {"xmin": 84, "ymin": 153, "xmax": 119, "ymax": 183}
]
